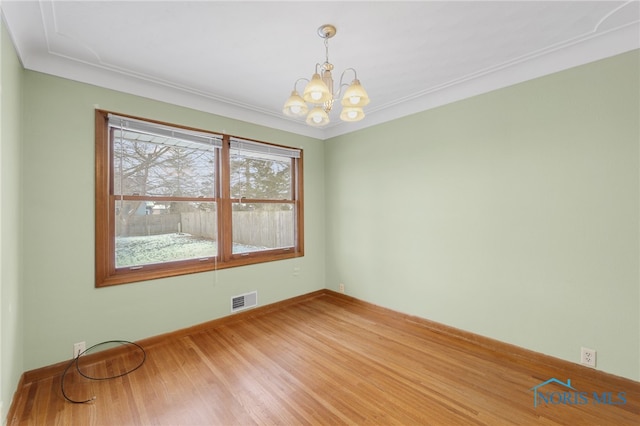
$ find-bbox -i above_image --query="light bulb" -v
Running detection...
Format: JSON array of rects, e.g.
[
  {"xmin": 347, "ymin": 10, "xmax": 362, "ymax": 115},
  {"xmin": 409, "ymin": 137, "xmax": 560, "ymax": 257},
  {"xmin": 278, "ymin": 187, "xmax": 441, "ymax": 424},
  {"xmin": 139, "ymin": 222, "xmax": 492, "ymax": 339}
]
[
  {"xmin": 347, "ymin": 110, "xmax": 358, "ymax": 119},
  {"xmin": 313, "ymin": 116, "xmax": 322, "ymax": 124},
  {"xmin": 349, "ymin": 96, "xmax": 361, "ymax": 105},
  {"xmin": 290, "ymin": 105, "xmax": 301, "ymax": 114},
  {"xmin": 311, "ymin": 91, "xmax": 322, "ymax": 101}
]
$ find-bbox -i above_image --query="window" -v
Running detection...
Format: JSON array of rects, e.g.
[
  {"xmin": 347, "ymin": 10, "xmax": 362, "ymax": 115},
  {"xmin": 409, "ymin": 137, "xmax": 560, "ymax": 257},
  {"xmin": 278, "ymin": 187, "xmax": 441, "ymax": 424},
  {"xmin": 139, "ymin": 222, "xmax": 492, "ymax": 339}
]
[{"xmin": 95, "ymin": 110, "xmax": 303, "ymax": 287}]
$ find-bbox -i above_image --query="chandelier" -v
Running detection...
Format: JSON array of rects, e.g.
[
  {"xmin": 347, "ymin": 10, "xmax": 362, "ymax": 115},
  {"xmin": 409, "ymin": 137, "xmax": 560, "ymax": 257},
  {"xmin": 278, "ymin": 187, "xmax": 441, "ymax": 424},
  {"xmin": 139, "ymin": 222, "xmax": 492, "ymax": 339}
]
[{"xmin": 282, "ymin": 24, "xmax": 370, "ymax": 127}]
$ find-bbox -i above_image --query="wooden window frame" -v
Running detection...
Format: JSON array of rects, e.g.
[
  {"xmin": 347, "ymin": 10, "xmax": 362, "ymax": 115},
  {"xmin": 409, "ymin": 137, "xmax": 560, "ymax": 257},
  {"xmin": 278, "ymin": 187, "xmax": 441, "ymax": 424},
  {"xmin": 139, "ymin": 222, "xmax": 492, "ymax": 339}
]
[{"xmin": 95, "ymin": 110, "xmax": 304, "ymax": 287}]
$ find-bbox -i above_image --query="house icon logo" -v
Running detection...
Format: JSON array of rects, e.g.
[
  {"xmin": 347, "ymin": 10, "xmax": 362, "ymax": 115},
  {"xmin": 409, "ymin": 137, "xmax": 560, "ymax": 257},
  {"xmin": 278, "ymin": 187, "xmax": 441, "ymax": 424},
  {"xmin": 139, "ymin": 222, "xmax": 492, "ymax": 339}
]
[
  {"xmin": 530, "ymin": 377, "xmax": 627, "ymax": 407},
  {"xmin": 530, "ymin": 378, "xmax": 576, "ymax": 408}
]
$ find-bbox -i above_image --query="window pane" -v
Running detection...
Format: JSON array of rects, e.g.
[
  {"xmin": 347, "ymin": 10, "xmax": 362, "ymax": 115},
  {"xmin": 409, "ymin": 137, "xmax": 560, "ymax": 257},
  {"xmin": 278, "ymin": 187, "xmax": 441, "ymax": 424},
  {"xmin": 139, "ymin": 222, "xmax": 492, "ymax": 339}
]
[
  {"xmin": 114, "ymin": 130, "xmax": 217, "ymax": 197},
  {"xmin": 230, "ymin": 150, "xmax": 291, "ymax": 199},
  {"xmin": 232, "ymin": 203, "xmax": 295, "ymax": 253},
  {"xmin": 115, "ymin": 199, "xmax": 217, "ymax": 267}
]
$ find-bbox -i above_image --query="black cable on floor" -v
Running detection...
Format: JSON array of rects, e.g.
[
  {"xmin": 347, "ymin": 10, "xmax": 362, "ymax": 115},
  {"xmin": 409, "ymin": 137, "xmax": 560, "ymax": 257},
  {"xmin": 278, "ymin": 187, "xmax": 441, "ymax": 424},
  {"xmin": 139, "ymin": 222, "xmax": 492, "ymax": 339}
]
[{"xmin": 61, "ymin": 340, "xmax": 146, "ymax": 404}]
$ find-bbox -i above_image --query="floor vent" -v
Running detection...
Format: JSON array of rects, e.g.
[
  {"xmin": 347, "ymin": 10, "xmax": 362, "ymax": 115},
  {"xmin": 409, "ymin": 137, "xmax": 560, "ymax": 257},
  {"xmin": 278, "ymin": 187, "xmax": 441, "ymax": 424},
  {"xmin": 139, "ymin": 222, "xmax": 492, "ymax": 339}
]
[{"xmin": 231, "ymin": 291, "xmax": 258, "ymax": 313}]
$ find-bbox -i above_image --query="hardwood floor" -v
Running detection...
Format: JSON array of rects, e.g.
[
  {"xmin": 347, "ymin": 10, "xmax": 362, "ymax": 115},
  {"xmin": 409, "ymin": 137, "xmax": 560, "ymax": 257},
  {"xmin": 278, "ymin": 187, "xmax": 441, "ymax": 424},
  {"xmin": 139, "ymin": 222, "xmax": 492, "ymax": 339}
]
[{"xmin": 9, "ymin": 290, "xmax": 640, "ymax": 425}]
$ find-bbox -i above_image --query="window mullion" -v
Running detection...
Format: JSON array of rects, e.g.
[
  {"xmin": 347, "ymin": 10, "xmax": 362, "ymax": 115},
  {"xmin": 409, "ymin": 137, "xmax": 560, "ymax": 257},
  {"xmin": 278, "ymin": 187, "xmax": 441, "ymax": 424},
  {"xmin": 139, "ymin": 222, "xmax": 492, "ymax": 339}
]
[
  {"xmin": 295, "ymin": 156, "xmax": 304, "ymax": 253},
  {"xmin": 219, "ymin": 135, "xmax": 233, "ymax": 262}
]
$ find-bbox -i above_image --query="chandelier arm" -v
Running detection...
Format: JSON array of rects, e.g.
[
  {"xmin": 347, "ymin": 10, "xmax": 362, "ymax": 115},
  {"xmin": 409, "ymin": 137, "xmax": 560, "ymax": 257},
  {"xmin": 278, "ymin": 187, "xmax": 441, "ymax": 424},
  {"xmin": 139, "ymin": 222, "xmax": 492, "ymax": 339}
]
[
  {"xmin": 336, "ymin": 68, "xmax": 359, "ymax": 97},
  {"xmin": 292, "ymin": 77, "xmax": 309, "ymax": 92}
]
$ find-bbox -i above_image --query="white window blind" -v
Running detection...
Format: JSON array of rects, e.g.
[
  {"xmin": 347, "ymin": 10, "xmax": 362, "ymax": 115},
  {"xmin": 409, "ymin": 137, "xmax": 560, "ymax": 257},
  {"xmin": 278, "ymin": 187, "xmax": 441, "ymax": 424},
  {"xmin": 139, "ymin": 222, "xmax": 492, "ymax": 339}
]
[
  {"xmin": 108, "ymin": 114, "xmax": 222, "ymax": 149},
  {"xmin": 230, "ymin": 137, "xmax": 300, "ymax": 158}
]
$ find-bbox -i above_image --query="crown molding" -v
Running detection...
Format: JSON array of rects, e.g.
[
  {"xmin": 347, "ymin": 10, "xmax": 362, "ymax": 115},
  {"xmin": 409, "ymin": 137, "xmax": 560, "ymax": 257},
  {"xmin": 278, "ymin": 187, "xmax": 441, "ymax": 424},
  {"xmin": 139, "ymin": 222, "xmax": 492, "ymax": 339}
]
[
  {"xmin": 323, "ymin": 21, "xmax": 640, "ymax": 139},
  {"xmin": 5, "ymin": 2, "xmax": 639, "ymax": 141}
]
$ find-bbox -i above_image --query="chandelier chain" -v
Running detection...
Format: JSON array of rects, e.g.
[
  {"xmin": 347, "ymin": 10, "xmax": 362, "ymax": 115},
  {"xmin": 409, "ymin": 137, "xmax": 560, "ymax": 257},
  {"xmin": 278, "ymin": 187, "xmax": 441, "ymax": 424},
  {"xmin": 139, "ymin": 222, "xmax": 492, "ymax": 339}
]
[{"xmin": 325, "ymin": 38, "xmax": 330, "ymax": 65}]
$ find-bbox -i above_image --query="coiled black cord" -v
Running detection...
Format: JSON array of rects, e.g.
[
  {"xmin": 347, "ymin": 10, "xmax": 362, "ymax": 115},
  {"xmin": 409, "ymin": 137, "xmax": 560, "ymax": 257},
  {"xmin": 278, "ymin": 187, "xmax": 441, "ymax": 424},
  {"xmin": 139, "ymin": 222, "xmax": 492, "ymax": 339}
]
[{"xmin": 61, "ymin": 340, "xmax": 146, "ymax": 404}]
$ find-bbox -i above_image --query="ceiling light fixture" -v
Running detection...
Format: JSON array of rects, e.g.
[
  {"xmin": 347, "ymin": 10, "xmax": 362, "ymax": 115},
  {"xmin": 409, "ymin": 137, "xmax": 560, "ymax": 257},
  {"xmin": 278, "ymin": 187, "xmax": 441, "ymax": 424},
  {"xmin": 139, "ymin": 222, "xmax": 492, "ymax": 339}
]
[{"xmin": 283, "ymin": 24, "xmax": 370, "ymax": 127}]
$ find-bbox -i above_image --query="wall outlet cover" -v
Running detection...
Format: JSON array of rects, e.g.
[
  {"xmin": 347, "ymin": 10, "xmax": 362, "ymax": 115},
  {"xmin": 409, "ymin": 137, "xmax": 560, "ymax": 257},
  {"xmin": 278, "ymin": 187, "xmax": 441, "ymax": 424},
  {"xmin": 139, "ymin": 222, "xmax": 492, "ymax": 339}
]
[{"xmin": 580, "ymin": 347, "xmax": 596, "ymax": 368}]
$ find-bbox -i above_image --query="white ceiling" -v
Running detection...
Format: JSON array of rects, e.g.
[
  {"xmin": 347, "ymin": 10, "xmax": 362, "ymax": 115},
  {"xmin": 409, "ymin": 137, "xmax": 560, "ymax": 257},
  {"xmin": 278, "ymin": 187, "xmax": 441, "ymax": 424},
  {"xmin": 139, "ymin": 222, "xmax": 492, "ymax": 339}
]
[{"xmin": 2, "ymin": 1, "xmax": 639, "ymax": 140}]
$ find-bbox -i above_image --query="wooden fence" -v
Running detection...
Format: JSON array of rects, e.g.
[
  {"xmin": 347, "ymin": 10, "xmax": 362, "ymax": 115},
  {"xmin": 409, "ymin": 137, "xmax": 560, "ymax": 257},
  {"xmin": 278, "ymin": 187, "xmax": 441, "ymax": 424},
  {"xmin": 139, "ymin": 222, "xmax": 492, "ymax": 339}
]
[
  {"xmin": 232, "ymin": 210, "xmax": 294, "ymax": 249},
  {"xmin": 116, "ymin": 210, "xmax": 293, "ymax": 248},
  {"xmin": 116, "ymin": 213, "xmax": 183, "ymax": 237}
]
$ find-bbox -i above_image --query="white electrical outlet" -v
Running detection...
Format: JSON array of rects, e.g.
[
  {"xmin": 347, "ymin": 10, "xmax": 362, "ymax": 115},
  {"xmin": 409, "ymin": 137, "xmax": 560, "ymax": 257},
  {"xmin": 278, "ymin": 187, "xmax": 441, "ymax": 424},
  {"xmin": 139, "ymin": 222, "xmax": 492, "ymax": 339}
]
[
  {"xmin": 73, "ymin": 341, "xmax": 86, "ymax": 358},
  {"xmin": 339, "ymin": 283, "xmax": 345, "ymax": 293},
  {"xmin": 580, "ymin": 347, "xmax": 596, "ymax": 368}
]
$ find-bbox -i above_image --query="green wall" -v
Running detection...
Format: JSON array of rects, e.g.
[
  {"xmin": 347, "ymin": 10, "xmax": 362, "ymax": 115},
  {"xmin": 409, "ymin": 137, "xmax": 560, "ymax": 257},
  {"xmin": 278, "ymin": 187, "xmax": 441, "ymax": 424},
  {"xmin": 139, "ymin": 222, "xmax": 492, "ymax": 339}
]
[
  {"xmin": 325, "ymin": 50, "xmax": 640, "ymax": 380},
  {"xmin": 1, "ymin": 19, "xmax": 24, "ymax": 421},
  {"xmin": 20, "ymin": 72, "xmax": 326, "ymax": 371}
]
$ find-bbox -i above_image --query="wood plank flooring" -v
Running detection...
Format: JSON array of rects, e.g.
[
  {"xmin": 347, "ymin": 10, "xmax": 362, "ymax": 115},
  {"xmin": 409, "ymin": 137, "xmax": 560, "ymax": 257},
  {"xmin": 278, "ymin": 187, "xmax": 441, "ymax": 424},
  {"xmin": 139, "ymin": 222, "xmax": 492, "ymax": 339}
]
[{"xmin": 9, "ymin": 291, "xmax": 640, "ymax": 425}]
